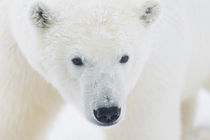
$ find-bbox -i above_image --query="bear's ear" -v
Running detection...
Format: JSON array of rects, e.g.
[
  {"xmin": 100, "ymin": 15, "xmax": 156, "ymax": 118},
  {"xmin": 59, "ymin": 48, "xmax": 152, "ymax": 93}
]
[
  {"xmin": 30, "ymin": 2, "xmax": 54, "ymax": 29},
  {"xmin": 139, "ymin": 1, "xmax": 161, "ymax": 26}
]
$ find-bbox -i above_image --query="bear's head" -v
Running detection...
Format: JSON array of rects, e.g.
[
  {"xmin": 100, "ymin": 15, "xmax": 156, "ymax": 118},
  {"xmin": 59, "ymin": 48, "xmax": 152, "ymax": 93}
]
[{"xmin": 9, "ymin": 0, "xmax": 161, "ymax": 126}]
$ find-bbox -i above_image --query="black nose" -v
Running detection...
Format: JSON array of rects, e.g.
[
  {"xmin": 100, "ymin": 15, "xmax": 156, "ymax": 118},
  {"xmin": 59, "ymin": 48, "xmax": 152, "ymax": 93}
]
[{"xmin": 94, "ymin": 107, "xmax": 121, "ymax": 124}]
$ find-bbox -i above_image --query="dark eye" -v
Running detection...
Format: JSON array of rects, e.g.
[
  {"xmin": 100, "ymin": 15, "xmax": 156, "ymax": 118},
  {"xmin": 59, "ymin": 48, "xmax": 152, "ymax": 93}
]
[
  {"xmin": 120, "ymin": 55, "xmax": 129, "ymax": 64},
  {"xmin": 72, "ymin": 57, "xmax": 84, "ymax": 66}
]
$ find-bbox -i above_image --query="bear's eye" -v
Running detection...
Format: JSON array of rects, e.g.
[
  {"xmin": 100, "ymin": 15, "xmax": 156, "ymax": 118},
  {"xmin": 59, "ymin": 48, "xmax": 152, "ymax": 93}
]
[
  {"xmin": 120, "ymin": 55, "xmax": 129, "ymax": 64},
  {"xmin": 72, "ymin": 57, "xmax": 84, "ymax": 66}
]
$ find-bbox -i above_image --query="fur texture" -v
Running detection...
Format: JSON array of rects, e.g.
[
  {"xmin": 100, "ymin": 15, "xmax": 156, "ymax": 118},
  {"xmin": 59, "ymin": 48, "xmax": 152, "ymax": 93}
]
[{"xmin": 0, "ymin": 0, "xmax": 210, "ymax": 139}]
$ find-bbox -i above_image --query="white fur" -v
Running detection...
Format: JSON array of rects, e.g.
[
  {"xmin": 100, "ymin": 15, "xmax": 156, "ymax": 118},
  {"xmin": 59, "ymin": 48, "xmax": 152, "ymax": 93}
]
[{"xmin": 1, "ymin": 0, "xmax": 210, "ymax": 139}]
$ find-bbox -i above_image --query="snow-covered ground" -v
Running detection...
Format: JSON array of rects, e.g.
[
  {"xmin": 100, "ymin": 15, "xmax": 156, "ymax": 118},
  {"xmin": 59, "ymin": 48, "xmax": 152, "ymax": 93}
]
[
  {"xmin": 46, "ymin": 89, "xmax": 210, "ymax": 140},
  {"xmin": 195, "ymin": 89, "xmax": 210, "ymax": 127},
  {"xmin": 45, "ymin": 105, "xmax": 105, "ymax": 140}
]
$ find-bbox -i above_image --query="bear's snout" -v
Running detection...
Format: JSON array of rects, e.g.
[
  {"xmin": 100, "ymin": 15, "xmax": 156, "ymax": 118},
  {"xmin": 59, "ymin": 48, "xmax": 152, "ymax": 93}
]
[{"xmin": 93, "ymin": 106, "xmax": 121, "ymax": 126}]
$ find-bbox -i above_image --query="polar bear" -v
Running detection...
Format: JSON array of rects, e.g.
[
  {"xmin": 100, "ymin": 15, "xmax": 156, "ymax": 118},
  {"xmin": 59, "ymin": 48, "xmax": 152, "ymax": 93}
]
[{"xmin": 1, "ymin": 0, "xmax": 210, "ymax": 139}]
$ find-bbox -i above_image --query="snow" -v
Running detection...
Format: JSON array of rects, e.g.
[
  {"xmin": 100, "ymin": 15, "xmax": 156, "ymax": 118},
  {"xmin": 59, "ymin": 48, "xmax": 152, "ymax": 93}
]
[
  {"xmin": 195, "ymin": 89, "xmax": 210, "ymax": 127},
  {"xmin": 45, "ymin": 105, "xmax": 105, "ymax": 140}
]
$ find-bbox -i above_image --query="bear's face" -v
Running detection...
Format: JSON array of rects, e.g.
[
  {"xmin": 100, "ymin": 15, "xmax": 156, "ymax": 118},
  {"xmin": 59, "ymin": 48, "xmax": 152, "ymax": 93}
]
[{"xmin": 11, "ymin": 0, "xmax": 160, "ymax": 126}]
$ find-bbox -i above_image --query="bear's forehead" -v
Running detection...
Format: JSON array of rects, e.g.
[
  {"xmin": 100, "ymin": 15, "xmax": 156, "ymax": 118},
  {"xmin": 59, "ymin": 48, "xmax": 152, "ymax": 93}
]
[
  {"xmin": 46, "ymin": 0, "xmax": 148, "ymax": 23},
  {"xmin": 51, "ymin": 2, "xmax": 137, "ymax": 39},
  {"xmin": 55, "ymin": 1, "xmax": 136, "ymax": 24},
  {"xmin": 48, "ymin": 12, "xmax": 133, "ymax": 48},
  {"xmin": 45, "ymin": 0, "xmax": 145, "ymax": 50},
  {"xmin": 47, "ymin": 23, "xmax": 129, "ymax": 50}
]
